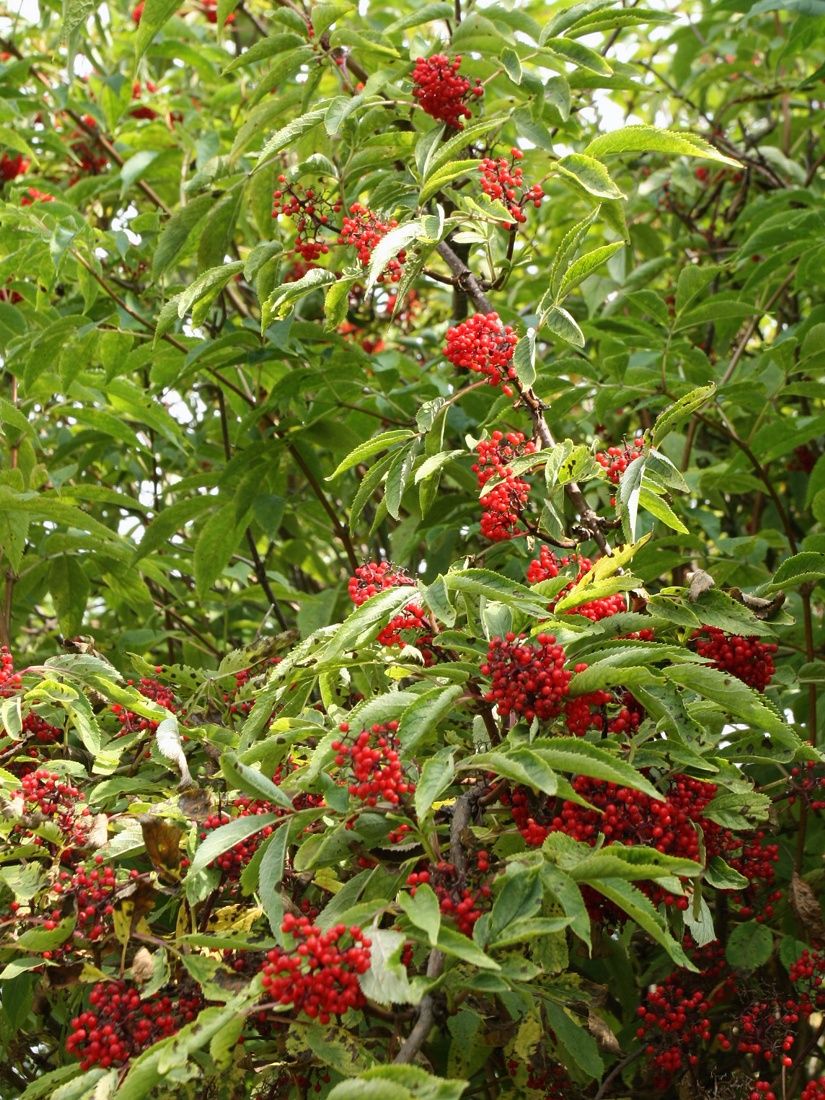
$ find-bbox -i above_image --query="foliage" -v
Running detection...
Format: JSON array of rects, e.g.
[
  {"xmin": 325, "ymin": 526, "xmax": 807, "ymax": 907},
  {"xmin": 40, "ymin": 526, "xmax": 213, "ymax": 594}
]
[{"xmin": 0, "ymin": 0, "xmax": 823, "ymax": 1097}]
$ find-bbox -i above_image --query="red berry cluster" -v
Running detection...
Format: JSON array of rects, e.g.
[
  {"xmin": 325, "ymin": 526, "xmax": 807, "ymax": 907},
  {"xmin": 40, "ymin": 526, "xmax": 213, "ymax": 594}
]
[
  {"xmin": 473, "ymin": 432, "xmax": 535, "ymax": 541},
  {"xmin": 260, "ymin": 913, "xmax": 371, "ymax": 1024},
  {"xmin": 789, "ymin": 949, "xmax": 825, "ymax": 1013},
  {"xmin": 112, "ymin": 676, "xmax": 177, "ymax": 735},
  {"xmin": 339, "ymin": 203, "xmax": 405, "ymax": 282},
  {"xmin": 332, "ymin": 721, "xmax": 414, "ymax": 806},
  {"xmin": 272, "ymin": 179, "xmax": 342, "ymax": 262},
  {"xmin": 444, "ymin": 312, "xmax": 519, "ymax": 394},
  {"xmin": 635, "ymin": 943, "xmax": 734, "ymax": 1087},
  {"xmin": 410, "ymin": 54, "xmax": 482, "ymax": 130},
  {"xmin": 563, "ymin": 686, "xmax": 643, "ymax": 737},
  {"xmin": 802, "ymin": 1081, "xmax": 825, "ymax": 1100},
  {"xmin": 527, "ymin": 545, "xmax": 627, "ymax": 621},
  {"xmin": 20, "ymin": 187, "xmax": 54, "ymax": 205},
  {"xmin": 595, "ymin": 436, "xmax": 645, "ymax": 483},
  {"xmin": 53, "ymin": 860, "xmax": 133, "ymax": 943},
  {"xmin": 789, "ymin": 760, "xmax": 825, "ymax": 811},
  {"xmin": 479, "ymin": 148, "xmax": 543, "ymax": 226},
  {"xmin": 728, "ymin": 834, "xmax": 780, "ymax": 921},
  {"xmin": 66, "ymin": 981, "xmax": 202, "ymax": 1069},
  {"xmin": 348, "ymin": 561, "xmax": 413, "ymax": 605},
  {"xmin": 407, "ymin": 851, "xmax": 492, "ymax": 937},
  {"xmin": 0, "ymin": 646, "xmax": 21, "ymax": 695},
  {"xmin": 482, "ymin": 633, "xmax": 571, "ymax": 723},
  {"xmin": 692, "ymin": 628, "xmax": 777, "ymax": 692},
  {"xmin": 16, "ymin": 770, "xmax": 91, "ymax": 850},
  {"xmin": 506, "ymin": 1058, "xmax": 573, "ymax": 1099},
  {"xmin": 0, "ymin": 152, "xmax": 29, "ymax": 182}
]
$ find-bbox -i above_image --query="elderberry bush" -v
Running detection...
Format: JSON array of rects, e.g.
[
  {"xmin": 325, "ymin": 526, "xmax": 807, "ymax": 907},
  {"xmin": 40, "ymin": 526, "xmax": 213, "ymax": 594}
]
[{"xmin": 0, "ymin": 1, "xmax": 824, "ymax": 1099}]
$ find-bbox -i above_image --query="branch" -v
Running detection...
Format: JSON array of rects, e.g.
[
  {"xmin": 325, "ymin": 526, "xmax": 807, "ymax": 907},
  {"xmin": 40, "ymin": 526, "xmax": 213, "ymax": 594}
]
[{"xmin": 393, "ymin": 947, "xmax": 444, "ymax": 1064}]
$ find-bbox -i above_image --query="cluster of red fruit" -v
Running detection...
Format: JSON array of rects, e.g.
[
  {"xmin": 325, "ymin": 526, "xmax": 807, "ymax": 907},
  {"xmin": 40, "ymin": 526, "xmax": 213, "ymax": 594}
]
[
  {"xmin": 482, "ymin": 632, "xmax": 571, "ymax": 723},
  {"xmin": 595, "ymin": 436, "xmax": 645, "ymax": 484},
  {"xmin": 410, "ymin": 54, "xmax": 483, "ymax": 130},
  {"xmin": 66, "ymin": 980, "xmax": 202, "ymax": 1069},
  {"xmin": 339, "ymin": 203, "xmax": 405, "ymax": 282},
  {"xmin": 692, "ymin": 627, "xmax": 777, "ymax": 692},
  {"xmin": 563, "ymin": 684, "xmax": 644, "ymax": 737},
  {"xmin": 635, "ymin": 943, "xmax": 734, "ymax": 1087},
  {"xmin": 260, "ymin": 913, "xmax": 371, "ymax": 1024},
  {"xmin": 332, "ymin": 721, "xmax": 414, "ymax": 806},
  {"xmin": 0, "ymin": 152, "xmax": 29, "ymax": 181},
  {"xmin": 111, "ymin": 676, "xmax": 177, "ymax": 735},
  {"xmin": 15, "ymin": 770, "xmax": 91, "ymax": 853},
  {"xmin": 131, "ymin": 79, "xmax": 159, "ymax": 120},
  {"xmin": 479, "ymin": 148, "xmax": 543, "ymax": 225},
  {"xmin": 53, "ymin": 859, "xmax": 134, "ymax": 943},
  {"xmin": 506, "ymin": 1058, "xmax": 573, "ymax": 1099},
  {"xmin": 271, "ymin": 179, "xmax": 342, "ymax": 263},
  {"xmin": 348, "ymin": 560, "xmax": 413, "ymax": 604},
  {"xmin": 527, "ymin": 545, "xmax": 627, "ymax": 621},
  {"xmin": 444, "ymin": 312, "xmax": 519, "ymax": 395},
  {"xmin": 20, "ymin": 187, "xmax": 54, "ymax": 205},
  {"xmin": 472, "ymin": 432, "xmax": 535, "ymax": 541},
  {"xmin": 788, "ymin": 760, "xmax": 825, "ymax": 811},
  {"xmin": 508, "ymin": 774, "xmax": 775, "ymax": 905},
  {"xmin": 407, "ymin": 852, "xmax": 492, "ymax": 936},
  {"xmin": 131, "ymin": 0, "xmax": 234, "ymax": 24}
]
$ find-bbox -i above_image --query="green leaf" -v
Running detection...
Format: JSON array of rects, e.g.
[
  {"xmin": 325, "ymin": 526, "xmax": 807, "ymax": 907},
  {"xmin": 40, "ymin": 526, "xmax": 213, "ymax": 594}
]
[
  {"xmin": 328, "ymin": 1065, "xmax": 468, "ymax": 1100},
  {"xmin": 765, "ymin": 552, "xmax": 825, "ymax": 591},
  {"xmin": 726, "ymin": 921, "xmax": 773, "ymax": 969},
  {"xmin": 587, "ymin": 878, "xmax": 694, "ymax": 967},
  {"xmin": 585, "ymin": 125, "xmax": 739, "ymax": 166},
  {"xmin": 17, "ymin": 915, "xmax": 76, "ymax": 951},
  {"xmin": 399, "ymin": 883, "xmax": 441, "ymax": 945},
  {"xmin": 20, "ymin": 1065, "xmax": 85, "ymax": 1100},
  {"xmin": 187, "ymin": 814, "xmax": 279, "ymax": 877},
  {"xmin": 193, "ymin": 503, "xmax": 244, "ymax": 599},
  {"xmin": 437, "ymin": 926, "xmax": 500, "ymax": 970},
  {"xmin": 134, "ymin": 0, "xmax": 180, "ymax": 58},
  {"xmin": 664, "ymin": 664, "xmax": 802, "ymax": 749},
  {"xmin": 328, "ymin": 430, "xmax": 416, "ymax": 480},
  {"xmin": 359, "ymin": 927, "xmax": 421, "ymax": 1006},
  {"xmin": 540, "ymin": 305, "xmax": 585, "ymax": 348},
  {"xmin": 321, "ymin": 585, "xmax": 418, "ymax": 661},
  {"xmin": 652, "ymin": 384, "xmax": 716, "ymax": 445},
  {"xmin": 256, "ymin": 108, "xmax": 328, "ymax": 163},
  {"xmin": 152, "ymin": 195, "xmax": 214, "ymax": 276},
  {"xmin": 414, "ymin": 747, "xmax": 456, "ymax": 820},
  {"xmin": 385, "ymin": 2, "xmax": 452, "ymax": 33},
  {"xmin": 558, "ymin": 241, "xmax": 624, "ymax": 298},
  {"xmin": 48, "ymin": 555, "xmax": 88, "ymax": 636},
  {"xmin": 220, "ymin": 751, "xmax": 293, "ymax": 811},
  {"xmin": 258, "ymin": 823, "xmax": 290, "ymax": 933},
  {"xmin": 543, "ymin": 37, "xmax": 613, "ymax": 75},
  {"xmin": 501, "ymin": 47, "xmax": 523, "ymax": 84},
  {"xmin": 529, "ymin": 737, "xmax": 662, "ymax": 799},
  {"xmin": 399, "ymin": 686, "xmax": 463, "ymax": 754},
  {"xmin": 545, "ymin": 1002, "xmax": 604, "ymax": 1079},
  {"xmin": 420, "ymin": 161, "xmax": 478, "ymax": 204},
  {"xmin": 556, "ymin": 154, "xmax": 624, "ymax": 199},
  {"xmin": 366, "ymin": 221, "xmax": 426, "ymax": 290},
  {"xmin": 512, "ymin": 328, "xmax": 536, "ymax": 387}
]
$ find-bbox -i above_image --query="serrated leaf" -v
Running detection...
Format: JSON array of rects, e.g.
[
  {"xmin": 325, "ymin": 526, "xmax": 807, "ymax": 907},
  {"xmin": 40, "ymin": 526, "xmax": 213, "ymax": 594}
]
[
  {"xmin": 187, "ymin": 814, "xmax": 279, "ymax": 878},
  {"xmin": 652, "ymin": 384, "xmax": 716, "ymax": 445},
  {"xmin": 328, "ymin": 430, "xmax": 415, "ymax": 480},
  {"xmin": 398, "ymin": 883, "xmax": 441, "ymax": 945},
  {"xmin": 556, "ymin": 154, "xmax": 624, "ymax": 200},
  {"xmin": 529, "ymin": 737, "xmax": 662, "ymax": 799},
  {"xmin": 585, "ymin": 125, "xmax": 739, "ymax": 166}
]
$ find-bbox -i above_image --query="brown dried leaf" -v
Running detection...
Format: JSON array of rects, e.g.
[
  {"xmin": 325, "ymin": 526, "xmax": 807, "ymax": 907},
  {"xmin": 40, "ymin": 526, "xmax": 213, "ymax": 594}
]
[
  {"xmin": 178, "ymin": 785, "xmax": 213, "ymax": 822},
  {"xmin": 790, "ymin": 871, "xmax": 825, "ymax": 943},
  {"xmin": 139, "ymin": 816, "xmax": 183, "ymax": 878},
  {"xmin": 728, "ymin": 587, "xmax": 786, "ymax": 620}
]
